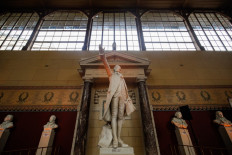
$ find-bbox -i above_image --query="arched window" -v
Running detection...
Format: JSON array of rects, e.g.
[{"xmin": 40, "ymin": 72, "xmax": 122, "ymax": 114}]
[
  {"xmin": 0, "ymin": 12, "xmax": 39, "ymax": 50},
  {"xmin": 32, "ymin": 10, "xmax": 88, "ymax": 51},
  {"xmin": 189, "ymin": 12, "xmax": 232, "ymax": 51},
  {"xmin": 89, "ymin": 12, "xmax": 139, "ymax": 51},
  {"xmin": 141, "ymin": 11, "xmax": 196, "ymax": 51}
]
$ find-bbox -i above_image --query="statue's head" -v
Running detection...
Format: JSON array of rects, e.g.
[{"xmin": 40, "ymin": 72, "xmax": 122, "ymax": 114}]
[
  {"xmin": 175, "ymin": 112, "xmax": 182, "ymax": 119},
  {"xmin": 4, "ymin": 115, "xmax": 13, "ymax": 122},
  {"xmin": 114, "ymin": 65, "xmax": 121, "ymax": 73},
  {"xmin": 49, "ymin": 115, "xmax": 56, "ymax": 122},
  {"xmin": 216, "ymin": 111, "xmax": 223, "ymax": 118}
]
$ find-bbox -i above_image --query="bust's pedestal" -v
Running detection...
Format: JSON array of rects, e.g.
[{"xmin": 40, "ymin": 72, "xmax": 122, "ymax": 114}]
[
  {"xmin": 0, "ymin": 129, "xmax": 10, "ymax": 152},
  {"xmin": 218, "ymin": 126, "xmax": 232, "ymax": 155},
  {"xmin": 36, "ymin": 128, "xmax": 55, "ymax": 155},
  {"xmin": 175, "ymin": 127, "xmax": 196, "ymax": 155},
  {"xmin": 100, "ymin": 147, "xmax": 134, "ymax": 155}
]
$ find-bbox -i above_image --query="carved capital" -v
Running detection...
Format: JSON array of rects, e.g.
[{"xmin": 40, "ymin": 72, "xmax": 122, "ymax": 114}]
[
  {"xmin": 136, "ymin": 76, "xmax": 147, "ymax": 83},
  {"xmin": 83, "ymin": 77, "xmax": 94, "ymax": 83}
]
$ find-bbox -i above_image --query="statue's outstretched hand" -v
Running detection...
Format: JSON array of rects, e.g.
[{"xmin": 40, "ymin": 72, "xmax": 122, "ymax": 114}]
[{"xmin": 99, "ymin": 44, "xmax": 105, "ymax": 55}]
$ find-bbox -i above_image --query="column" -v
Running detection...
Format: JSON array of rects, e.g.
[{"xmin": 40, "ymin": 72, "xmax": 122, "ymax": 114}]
[
  {"xmin": 74, "ymin": 78, "xmax": 93, "ymax": 155},
  {"xmin": 137, "ymin": 78, "xmax": 158, "ymax": 155}
]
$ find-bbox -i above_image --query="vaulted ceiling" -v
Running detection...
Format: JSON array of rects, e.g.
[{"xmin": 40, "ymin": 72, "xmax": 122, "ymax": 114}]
[{"xmin": 1, "ymin": 0, "xmax": 232, "ymax": 10}]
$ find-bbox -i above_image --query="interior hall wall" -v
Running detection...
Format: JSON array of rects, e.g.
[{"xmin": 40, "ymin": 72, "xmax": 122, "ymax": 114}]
[
  {"xmin": 0, "ymin": 111, "xmax": 77, "ymax": 154},
  {"xmin": 0, "ymin": 51, "xmax": 232, "ymax": 86},
  {"xmin": 153, "ymin": 110, "xmax": 232, "ymax": 155}
]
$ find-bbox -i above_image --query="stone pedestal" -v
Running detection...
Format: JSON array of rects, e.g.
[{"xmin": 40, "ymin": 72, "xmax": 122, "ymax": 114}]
[
  {"xmin": 218, "ymin": 126, "xmax": 232, "ymax": 155},
  {"xmin": 175, "ymin": 127, "xmax": 196, "ymax": 155},
  {"xmin": 0, "ymin": 129, "xmax": 10, "ymax": 152},
  {"xmin": 36, "ymin": 128, "xmax": 55, "ymax": 155},
  {"xmin": 100, "ymin": 147, "xmax": 134, "ymax": 155}
]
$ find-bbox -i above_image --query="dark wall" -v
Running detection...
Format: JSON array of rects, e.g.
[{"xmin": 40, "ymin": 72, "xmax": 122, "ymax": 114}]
[
  {"xmin": 153, "ymin": 110, "xmax": 232, "ymax": 155},
  {"xmin": 0, "ymin": 111, "xmax": 77, "ymax": 154}
]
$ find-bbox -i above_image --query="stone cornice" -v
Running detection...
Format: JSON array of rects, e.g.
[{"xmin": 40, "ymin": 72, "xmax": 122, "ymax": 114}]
[
  {"xmin": 147, "ymin": 85, "xmax": 232, "ymax": 89},
  {"xmin": 152, "ymin": 104, "xmax": 231, "ymax": 111},
  {"xmin": 0, "ymin": 86, "xmax": 82, "ymax": 90},
  {"xmin": 0, "ymin": 105, "xmax": 78, "ymax": 112}
]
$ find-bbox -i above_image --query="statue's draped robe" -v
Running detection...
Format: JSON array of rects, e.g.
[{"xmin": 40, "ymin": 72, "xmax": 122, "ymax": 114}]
[{"xmin": 103, "ymin": 72, "xmax": 129, "ymax": 122}]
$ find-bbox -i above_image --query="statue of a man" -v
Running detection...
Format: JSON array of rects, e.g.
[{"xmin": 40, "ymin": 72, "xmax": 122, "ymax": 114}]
[
  {"xmin": 99, "ymin": 45, "xmax": 136, "ymax": 148},
  {"xmin": 44, "ymin": 115, "xmax": 58, "ymax": 129},
  {"xmin": 213, "ymin": 111, "xmax": 232, "ymax": 127},
  {"xmin": 171, "ymin": 112, "xmax": 188, "ymax": 129},
  {"xmin": 0, "ymin": 115, "xmax": 14, "ymax": 130}
]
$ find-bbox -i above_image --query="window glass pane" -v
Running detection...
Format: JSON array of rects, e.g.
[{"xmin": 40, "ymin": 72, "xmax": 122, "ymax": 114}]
[
  {"xmin": 0, "ymin": 13, "xmax": 39, "ymax": 51},
  {"xmin": 32, "ymin": 10, "xmax": 88, "ymax": 51},
  {"xmin": 189, "ymin": 12, "xmax": 232, "ymax": 51},
  {"xmin": 141, "ymin": 11, "xmax": 196, "ymax": 51},
  {"xmin": 89, "ymin": 12, "xmax": 139, "ymax": 51}
]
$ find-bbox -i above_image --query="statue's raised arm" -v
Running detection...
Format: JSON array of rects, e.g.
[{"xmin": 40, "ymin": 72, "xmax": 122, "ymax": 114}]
[{"xmin": 99, "ymin": 44, "xmax": 112, "ymax": 78}]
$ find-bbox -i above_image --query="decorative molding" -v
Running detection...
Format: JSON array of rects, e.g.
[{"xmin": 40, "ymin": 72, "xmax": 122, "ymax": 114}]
[
  {"xmin": 0, "ymin": 86, "xmax": 82, "ymax": 90},
  {"xmin": 79, "ymin": 52, "xmax": 151, "ymax": 80},
  {"xmin": 147, "ymin": 85, "xmax": 232, "ymax": 89},
  {"xmin": 152, "ymin": 104, "xmax": 231, "ymax": 111},
  {"xmin": 0, "ymin": 105, "xmax": 78, "ymax": 112},
  {"xmin": 0, "ymin": 88, "xmax": 82, "ymax": 111},
  {"xmin": 148, "ymin": 87, "xmax": 232, "ymax": 106}
]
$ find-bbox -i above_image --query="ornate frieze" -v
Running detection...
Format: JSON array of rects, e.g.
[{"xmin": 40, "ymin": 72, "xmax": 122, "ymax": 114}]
[
  {"xmin": 0, "ymin": 86, "xmax": 81, "ymax": 111},
  {"xmin": 148, "ymin": 86, "xmax": 232, "ymax": 110}
]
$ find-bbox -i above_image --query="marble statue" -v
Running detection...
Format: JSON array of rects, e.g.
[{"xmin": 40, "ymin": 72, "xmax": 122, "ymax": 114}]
[
  {"xmin": 0, "ymin": 115, "xmax": 13, "ymax": 130},
  {"xmin": 98, "ymin": 45, "xmax": 136, "ymax": 148},
  {"xmin": 171, "ymin": 112, "xmax": 188, "ymax": 129},
  {"xmin": 213, "ymin": 111, "xmax": 232, "ymax": 127},
  {"xmin": 44, "ymin": 115, "xmax": 58, "ymax": 129}
]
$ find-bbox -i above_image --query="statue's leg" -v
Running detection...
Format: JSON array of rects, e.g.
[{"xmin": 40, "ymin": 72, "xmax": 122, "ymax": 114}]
[
  {"xmin": 111, "ymin": 97, "xmax": 119, "ymax": 148},
  {"xmin": 118, "ymin": 101, "xmax": 128, "ymax": 147}
]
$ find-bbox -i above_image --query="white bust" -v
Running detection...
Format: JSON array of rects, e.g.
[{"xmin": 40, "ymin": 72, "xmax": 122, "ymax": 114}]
[
  {"xmin": 213, "ymin": 111, "xmax": 232, "ymax": 127},
  {"xmin": 0, "ymin": 115, "xmax": 14, "ymax": 130},
  {"xmin": 171, "ymin": 112, "xmax": 188, "ymax": 129},
  {"xmin": 44, "ymin": 115, "xmax": 58, "ymax": 129}
]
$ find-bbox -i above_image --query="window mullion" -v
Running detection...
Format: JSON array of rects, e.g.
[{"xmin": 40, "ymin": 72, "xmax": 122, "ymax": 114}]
[
  {"xmin": 182, "ymin": 14, "xmax": 205, "ymax": 51},
  {"xmin": 113, "ymin": 13, "xmax": 115, "ymax": 46},
  {"xmin": 82, "ymin": 14, "xmax": 93, "ymax": 51},
  {"xmin": 12, "ymin": 13, "xmax": 34, "ymax": 50},
  {"xmin": 22, "ymin": 13, "xmax": 44, "ymax": 50},
  {"xmin": 101, "ymin": 13, "xmax": 104, "ymax": 46},
  {"xmin": 0, "ymin": 13, "xmax": 12, "ymax": 30},
  {"xmin": 214, "ymin": 13, "xmax": 232, "ymax": 41},
  {"xmin": 204, "ymin": 13, "xmax": 227, "ymax": 50},
  {"xmin": 124, "ymin": 12, "xmax": 128, "ymax": 51},
  {"xmin": 0, "ymin": 13, "xmax": 23, "ymax": 49},
  {"xmin": 193, "ymin": 13, "xmax": 215, "ymax": 51},
  {"xmin": 135, "ymin": 15, "xmax": 146, "ymax": 51}
]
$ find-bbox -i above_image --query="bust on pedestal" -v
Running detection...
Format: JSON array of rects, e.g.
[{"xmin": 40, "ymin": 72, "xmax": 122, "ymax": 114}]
[
  {"xmin": 0, "ymin": 115, "xmax": 13, "ymax": 153},
  {"xmin": 98, "ymin": 45, "xmax": 135, "ymax": 155},
  {"xmin": 171, "ymin": 112, "xmax": 196, "ymax": 155},
  {"xmin": 213, "ymin": 111, "xmax": 232, "ymax": 155},
  {"xmin": 36, "ymin": 115, "xmax": 58, "ymax": 155}
]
